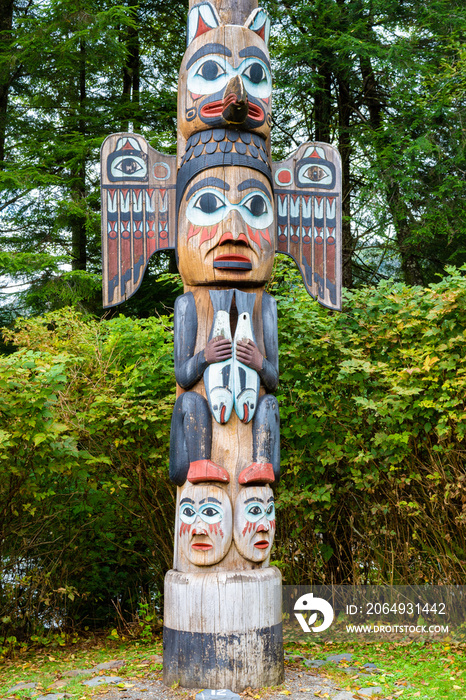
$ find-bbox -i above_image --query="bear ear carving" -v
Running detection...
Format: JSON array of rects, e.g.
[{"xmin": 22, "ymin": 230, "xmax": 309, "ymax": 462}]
[
  {"xmin": 187, "ymin": 3, "xmax": 221, "ymax": 46},
  {"xmin": 244, "ymin": 7, "xmax": 270, "ymax": 45}
]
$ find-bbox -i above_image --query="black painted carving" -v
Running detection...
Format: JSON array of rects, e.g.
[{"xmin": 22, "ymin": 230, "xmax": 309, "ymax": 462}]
[
  {"xmin": 176, "ymin": 129, "xmax": 273, "ymax": 212},
  {"xmin": 253, "ymin": 394, "xmax": 280, "ymax": 482},
  {"xmin": 169, "ymin": 288, "xmax": 280, "ymax": 485},
  {"xmin": 169, "ymin": 392, "xmax": 212, "ymax": 486}
]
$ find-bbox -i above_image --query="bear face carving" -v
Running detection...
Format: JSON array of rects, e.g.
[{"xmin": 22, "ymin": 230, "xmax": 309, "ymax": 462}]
[{"xmin": 178, "ymin": 5, "xmax": 272, "ymax": 141}]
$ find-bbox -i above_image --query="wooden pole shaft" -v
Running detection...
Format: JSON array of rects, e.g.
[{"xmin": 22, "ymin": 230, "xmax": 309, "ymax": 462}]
[
  {"xmin": 100, "ymin": 0, "xmax": 340, "ymax": 687},
  {"xmin": 188, "ymin": 0, "xmax": 258, "ymax": 25},
  {"xmin": 100, "ymin": 3, "xmax": 341, "ymax": 689},
  {"xmin": 164, "ymin": 569, "xmax": 283, "ymax": 691},
  {"xmin": 164, "ymin": 0, "xmax": 283, "ymax": 689}
]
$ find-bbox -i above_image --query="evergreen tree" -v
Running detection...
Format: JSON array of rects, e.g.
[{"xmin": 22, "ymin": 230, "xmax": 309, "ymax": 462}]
[
  {"xmin": 0, "ymin": 0, "xmax": 186, "ymax": 318},
  {"xmin": 268, "ymin": 0, "xmax": 466, "ymax": 287},
  {"xmin": 1, "ymin": 0, "xmax": 465, "ymax": 317}
]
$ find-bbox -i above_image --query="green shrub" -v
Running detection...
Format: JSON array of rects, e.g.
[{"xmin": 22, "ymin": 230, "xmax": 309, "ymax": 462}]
[
  {"xmin": 0, "ymin": 309, "xmax": 175, "ymax": 634},
  {"xmin": 273, "ymin": 262, "xmax": 466, "ymax": 585}
]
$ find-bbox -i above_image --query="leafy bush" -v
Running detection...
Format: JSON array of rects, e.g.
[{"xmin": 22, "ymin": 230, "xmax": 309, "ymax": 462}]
[
  {"xmin": 0, "ymin": 309, "xmax": 175, "ymax": 635},
  {"xmin": 272, "ymin": 262, "xmax": 466, "ymax": 585}
]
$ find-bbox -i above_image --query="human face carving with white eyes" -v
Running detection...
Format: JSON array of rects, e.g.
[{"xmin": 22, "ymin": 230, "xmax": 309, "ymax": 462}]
[
  {"xmin": 234, "ymin": 485, "xmax": 276, "ymax": 563},
  {"xmin": 178, "ymin": 484, "xmax": 232, "ymax": 566},
  {"xmin": 177, "ymin": 166, "xmax": 274, "ymax": 286}
]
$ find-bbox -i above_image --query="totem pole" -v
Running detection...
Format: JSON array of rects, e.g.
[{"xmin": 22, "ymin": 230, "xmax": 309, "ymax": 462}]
[{"xmin": 101, "ymin": 0, "xmax": 341, "ymax": 691}]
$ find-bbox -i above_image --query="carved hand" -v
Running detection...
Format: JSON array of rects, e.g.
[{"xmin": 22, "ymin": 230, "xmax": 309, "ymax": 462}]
[
  {"xmin": 204, "ymin": 336, "xmax": 233, "ymax": 364},
  {"xmin": 236, "ymin": 339, "xmax": 263, "ymax": 372}
]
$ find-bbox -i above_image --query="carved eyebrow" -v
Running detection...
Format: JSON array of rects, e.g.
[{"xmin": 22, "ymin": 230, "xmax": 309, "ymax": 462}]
[
  {"xmin": 180, "ymin": 498, "xmax": 195, "ymax": 505},
  {"xmin": 187, "ymin": 177, "xmax": 230, "ymax": 200},
  {"xmin": 199, "ymin": 497, "xmax": 222, "ymax": 504},
  {"xmin": 186, "ymin": 43, "xmax": 232, "ymax": 70},
  {"xmin": 244, "ymin": 497, "xmax": 264, "ymax": 504},
  {"xmin": 239, "ymin": 46, "xmax": 271, "ymax": 70},
  {"xmin": 238, "ymin": 178, "xmax": 271, "ymax": 198},
  {"xmin": 267, "ymin": 497, "xmax": 274, "ymax": 503}
]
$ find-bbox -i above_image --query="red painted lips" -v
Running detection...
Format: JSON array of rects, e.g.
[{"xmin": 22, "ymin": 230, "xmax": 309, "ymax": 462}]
[
  {"xmin": 214, "ymin": 254, "xmax": 250, "ymax": 263},
  {"xmin": 247, "ymin": 103, "xmax": 264, "ymax": 120},
  {"xmin": 192, "ymin": 543, "xmax": 213, "ymax": 550},
  {"xmin": 254, "ymin": 540, "xmax": 270, "ymax": 549},
  {"xmin": 200, "ymin": 100, "xmax": 264, "ymax": 121}
]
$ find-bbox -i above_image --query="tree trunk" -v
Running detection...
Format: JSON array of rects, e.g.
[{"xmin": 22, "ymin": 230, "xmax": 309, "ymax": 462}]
[
  {"xmin": 70, "ymin": 38, "xmax": 87, "ymax": 271},
  {"xmin": 122, "ymin": 20, "xmax": 140, "ymax": 132},
  {"xmin": 387, "ymin": 180, "xmax": 424, "ymax": 286},
  {"xmin": 131, "ymin": 30, "xmax": 140, "ymax": 132},
  {"xmin": 359, "ymin": 55, "xmax": 424, "ymax": 285},
  {"xmin": 0, "ymin": 0, "xmax": 15, "ymax": 166},
  {"xmin": 338, "ymin": 76, "xmax": 354, "ymax": 289},
  {"xmin": 314, "ymin": 61, "xmax": 332, "ymax": 144}
]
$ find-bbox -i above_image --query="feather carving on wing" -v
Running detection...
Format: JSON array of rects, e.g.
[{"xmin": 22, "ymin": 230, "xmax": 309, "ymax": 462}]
[
  {"xmin": 101, "ymin": 133, "xmax": 176, "ymax": 308},
  {"xmin": 273, "ymin": 142, "xmax": 342, "ymax": 310}
]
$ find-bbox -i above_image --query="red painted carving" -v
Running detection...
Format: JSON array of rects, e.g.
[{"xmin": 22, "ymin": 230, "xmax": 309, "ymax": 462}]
[
  {"xmin": 187, "ymin": 459, "xmax": 230, "ymax": 484},
  {"xmin": 179, "ymin": 522, "xmax": 192, "ymax": 537},
  {"xmin": 200, "ymin": 225, "xmax": 218, "ymax": 245},
  {"xmin": 242, "ymin": 520, "xmax": 256, "ymax": 536},
  {"xmin": 208, "ymin": 522, "xmax": 224, "ymax": 537},
  {"xmin": 238, "ymin": 462, "xmax": 274, "ymax": 484},
  {"xmin": 277, "ymin": 170, "xmax": 291, "ymax": 185},
  {"xmin": 326, "ymin": 233, "xmax": 336, "ymax": 284},
  {"xmin": 194, "ymin": 13, "xmax": 212, "ymax": 40},
  {"xmin": 214, "ymin": 253, "xmax": 251, "ymax": 265}
]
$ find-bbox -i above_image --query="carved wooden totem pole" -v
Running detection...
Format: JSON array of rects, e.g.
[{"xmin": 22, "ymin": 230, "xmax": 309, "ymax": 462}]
[{"xmin": 101, "ymin": 0, "xmax": 341, "ymax": 691}]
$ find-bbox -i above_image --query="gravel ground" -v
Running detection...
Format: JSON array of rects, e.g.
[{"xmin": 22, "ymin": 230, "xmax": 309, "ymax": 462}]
[
  {"xmin": 6, "ymin": 656, "xmax": 387, "ymax": 700},
  {"xmin": 90, "ymin": 666, "xmax": 380, "ymax": 700}
]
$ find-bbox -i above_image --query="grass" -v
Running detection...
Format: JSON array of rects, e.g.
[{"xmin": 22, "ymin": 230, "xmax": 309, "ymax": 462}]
[
  {"xmin": 1, "ymin": 625, "xmax": 465, "ymax": 699},
  {"xmin": 283, "ymin": 621, "xmax": 466, "ymax": 700},
  {"xmin": 0, "ymin": 636, "xmax": 164, "ymax": 699}
]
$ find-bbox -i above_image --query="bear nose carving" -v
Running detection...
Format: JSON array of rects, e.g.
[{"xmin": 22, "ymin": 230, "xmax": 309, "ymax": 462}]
[{"xmin": 222, "ymin": 75, "xmax": 248, "ymax": 124}]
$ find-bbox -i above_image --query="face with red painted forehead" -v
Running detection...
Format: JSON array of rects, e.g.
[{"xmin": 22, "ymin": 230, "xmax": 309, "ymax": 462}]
[
  {"xmin": 177, "ymin": 166, "xmax": 275, "ymax": 286},
  {"xmin": 178, "ymin": 484, "xmax": 232, "ymax": 566},
  {"xmin": 234, "ymin": 485, "xmax": 275, "ymax": 563}
]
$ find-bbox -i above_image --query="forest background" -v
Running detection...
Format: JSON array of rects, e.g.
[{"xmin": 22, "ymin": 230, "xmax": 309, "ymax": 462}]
[{"xmin": 0, "ymin": 0, "xmax": 466, "ymax": 643}]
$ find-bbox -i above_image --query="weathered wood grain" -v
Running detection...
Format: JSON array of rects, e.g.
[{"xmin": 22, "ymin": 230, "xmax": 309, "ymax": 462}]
[
  {"xmin": 173, "ymin": 285, "xmax": 275, "ymax": 573},
  {"xmin": 163, "ymin": 568, "xmax": 284, "ymax": 691}
]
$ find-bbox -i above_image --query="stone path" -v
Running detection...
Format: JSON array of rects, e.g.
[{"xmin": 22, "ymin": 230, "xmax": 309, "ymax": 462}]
[{"xmin": 4, "ymin": 653, "xmax": 399, "ymax": 700}]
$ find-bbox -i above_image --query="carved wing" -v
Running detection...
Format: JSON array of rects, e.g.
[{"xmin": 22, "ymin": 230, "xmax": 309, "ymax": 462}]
[
  {"xmin": 273, "ymin": 142, "xmax": 342, "ymax": 310},
  {"xmin": 101, "ymin": 133, "xmax": 176, "ymax": 308}
]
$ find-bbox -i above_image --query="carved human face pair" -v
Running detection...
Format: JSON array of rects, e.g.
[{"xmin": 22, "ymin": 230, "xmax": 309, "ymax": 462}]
[{"xmin": 179, "ymin": 484, "xmax": 275, "ymax": 566}]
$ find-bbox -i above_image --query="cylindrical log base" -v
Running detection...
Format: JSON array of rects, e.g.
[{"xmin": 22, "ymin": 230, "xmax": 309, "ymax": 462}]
[{"xmin": 163, "ymin": 568, "xmax": 284, "ymax": 691}]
